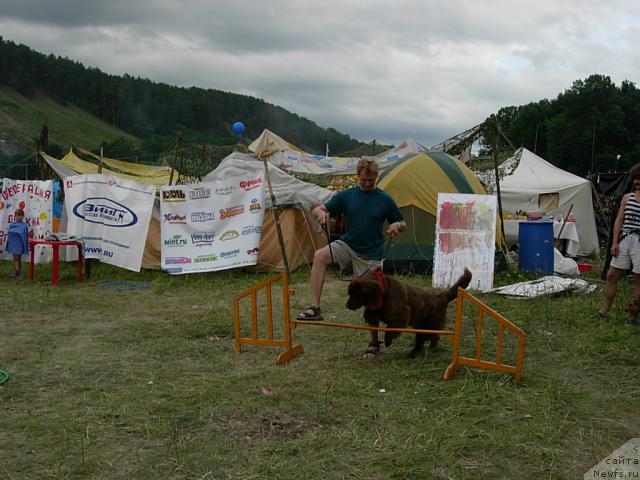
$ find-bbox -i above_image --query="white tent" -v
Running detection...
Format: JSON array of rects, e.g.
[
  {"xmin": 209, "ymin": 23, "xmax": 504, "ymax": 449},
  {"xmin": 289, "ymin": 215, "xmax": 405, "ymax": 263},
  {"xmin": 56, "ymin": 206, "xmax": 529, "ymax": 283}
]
[{"xmin": 479, "ymin": 147, "xmax": 599, "ymax": 256}]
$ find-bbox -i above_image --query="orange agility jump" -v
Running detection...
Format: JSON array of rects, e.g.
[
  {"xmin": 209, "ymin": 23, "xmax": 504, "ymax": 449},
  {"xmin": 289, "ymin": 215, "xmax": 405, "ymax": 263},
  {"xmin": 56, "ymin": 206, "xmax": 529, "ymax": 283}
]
[{"xmin": 233, "ymin": 274, "xmax": 525, "ymax": 381}]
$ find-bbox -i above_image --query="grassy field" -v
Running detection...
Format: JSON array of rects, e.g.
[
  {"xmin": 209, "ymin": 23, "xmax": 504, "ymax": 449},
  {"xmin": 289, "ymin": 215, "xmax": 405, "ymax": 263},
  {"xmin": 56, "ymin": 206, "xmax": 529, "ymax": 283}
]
[
  {"xmin": 0, "ymin": 260, "xmax": 638, "ymax": 479},
  {"xmin": 0, "ymin": 85, "xmax": 140, "ymax": 156}
]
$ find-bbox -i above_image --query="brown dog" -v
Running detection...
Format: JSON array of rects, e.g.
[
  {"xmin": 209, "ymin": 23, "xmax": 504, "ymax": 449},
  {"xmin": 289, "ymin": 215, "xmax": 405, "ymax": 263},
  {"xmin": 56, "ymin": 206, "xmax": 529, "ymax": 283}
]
[{"xmin": 346, "ymin": 268, "xmax": 472, "ymax": 357}]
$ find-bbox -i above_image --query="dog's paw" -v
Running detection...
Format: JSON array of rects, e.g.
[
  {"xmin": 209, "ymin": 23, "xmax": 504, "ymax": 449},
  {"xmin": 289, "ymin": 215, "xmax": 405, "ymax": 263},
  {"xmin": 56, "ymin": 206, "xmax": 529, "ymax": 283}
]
[
  {"xmin": 363, "ymin": 342, "xmax": 381, "ymax": 359},
  {"xmin": 407, "ymin": 348, "xmax": 425, "ymax": 359}
]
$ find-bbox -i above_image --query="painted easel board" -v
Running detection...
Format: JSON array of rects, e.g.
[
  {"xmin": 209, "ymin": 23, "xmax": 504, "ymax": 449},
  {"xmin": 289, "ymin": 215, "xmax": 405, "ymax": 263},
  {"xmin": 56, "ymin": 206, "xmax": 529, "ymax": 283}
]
[{"xmin": 433, "ymin": 193, "xmax": 496, "ymax": 291}]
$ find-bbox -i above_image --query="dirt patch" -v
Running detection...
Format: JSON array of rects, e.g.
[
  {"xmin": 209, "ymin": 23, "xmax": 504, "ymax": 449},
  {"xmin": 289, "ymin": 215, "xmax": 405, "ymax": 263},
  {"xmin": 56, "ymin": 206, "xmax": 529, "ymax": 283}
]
[{"xmin": 218, "ymin": 410, "xmax": 317, "ymax": 440}]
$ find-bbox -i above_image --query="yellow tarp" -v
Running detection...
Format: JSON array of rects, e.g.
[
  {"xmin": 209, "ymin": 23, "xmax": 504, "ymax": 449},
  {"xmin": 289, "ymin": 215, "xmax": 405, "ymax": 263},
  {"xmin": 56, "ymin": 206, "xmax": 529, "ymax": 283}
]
[
  {"xmin": 59, "ymin": 149, "xmax": 177, "ymax": 186},
  {"xmin": 76, "ymin": 147, "xmax": 174, "ymax": 178}
]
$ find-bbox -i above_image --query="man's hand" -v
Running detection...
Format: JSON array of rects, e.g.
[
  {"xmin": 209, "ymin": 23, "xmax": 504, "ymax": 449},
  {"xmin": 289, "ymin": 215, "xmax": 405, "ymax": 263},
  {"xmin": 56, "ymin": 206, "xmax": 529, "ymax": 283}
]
[
  {"xmin": 611, "ymin": 242, "xmax": 619, "ymax": 257},
  {"xmin": 312, "ymin": 205, "xmax": 329, "ymax": 225},
  {"xmin": 386, "ymin": 221, "xmax": 404, "ymax": 237}
]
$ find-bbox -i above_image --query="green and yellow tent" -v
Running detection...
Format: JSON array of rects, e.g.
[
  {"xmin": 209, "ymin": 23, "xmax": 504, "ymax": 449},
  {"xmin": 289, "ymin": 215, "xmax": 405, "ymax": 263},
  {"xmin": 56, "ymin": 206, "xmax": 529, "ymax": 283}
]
[{"xmin": 378, "ymin": 151, "xmax": 504, "ymax": 272}]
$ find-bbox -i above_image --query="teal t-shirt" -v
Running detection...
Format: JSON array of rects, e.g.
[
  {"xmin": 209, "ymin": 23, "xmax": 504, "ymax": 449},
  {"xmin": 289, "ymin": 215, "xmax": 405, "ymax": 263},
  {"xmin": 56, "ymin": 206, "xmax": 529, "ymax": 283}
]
[{"xmin": 325, "ymin": 187, "xmax": 403, "ymax": 260}]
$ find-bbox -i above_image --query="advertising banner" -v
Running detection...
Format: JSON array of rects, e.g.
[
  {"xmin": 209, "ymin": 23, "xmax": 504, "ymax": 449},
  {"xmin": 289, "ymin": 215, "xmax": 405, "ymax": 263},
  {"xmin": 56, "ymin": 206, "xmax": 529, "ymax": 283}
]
[
  {"xmin": 160, "ymin": 175, "xmax": 266, "ymax": 274},
  {"xmin": 0, "ymin": 178, "xmax": 54, "ymax": 263},
  {"xmin": 65, "ymin": 174, "xmax": 155, "ymax": 271}
]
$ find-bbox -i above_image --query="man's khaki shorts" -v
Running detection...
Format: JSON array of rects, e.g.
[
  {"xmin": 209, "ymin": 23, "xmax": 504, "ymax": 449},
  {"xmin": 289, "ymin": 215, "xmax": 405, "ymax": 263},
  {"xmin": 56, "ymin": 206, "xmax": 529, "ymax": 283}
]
[{"xmin": 326, "ymin": 240, "xmax": 382, "ymax": 276}]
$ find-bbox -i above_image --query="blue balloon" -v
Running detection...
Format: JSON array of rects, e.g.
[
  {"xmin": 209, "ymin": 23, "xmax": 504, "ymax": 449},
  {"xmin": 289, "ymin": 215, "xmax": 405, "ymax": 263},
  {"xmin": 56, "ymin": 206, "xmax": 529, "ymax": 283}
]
[{"xmin": 232, "ymin": 121, "xmax": 245, "ymax": 135}]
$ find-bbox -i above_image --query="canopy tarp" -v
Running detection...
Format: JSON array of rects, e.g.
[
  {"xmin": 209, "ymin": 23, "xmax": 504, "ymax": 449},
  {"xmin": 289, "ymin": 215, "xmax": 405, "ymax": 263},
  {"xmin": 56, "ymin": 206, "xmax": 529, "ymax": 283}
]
[
  {"xmin": 76, "ymin": 147, "xmax": 174, "ymax": 179},
  {"xmin": 249, "ymin": 129, "xmax": 423, "ymax": 175},
  {"xmin": 202, "ymin": 151, "xmax": 332, "ymax": 209},
  {"xmin": 58, "ymin": 148, "xmax": 177, "ymax": 186},
  {"xmin": 39, "ymin": 151, "xmax": 77, "ymax": 179}
]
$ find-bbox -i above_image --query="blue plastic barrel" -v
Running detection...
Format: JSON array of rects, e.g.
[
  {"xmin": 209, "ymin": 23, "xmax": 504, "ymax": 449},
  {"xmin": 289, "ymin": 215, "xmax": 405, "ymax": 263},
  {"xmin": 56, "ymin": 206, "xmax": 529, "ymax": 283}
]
[{"xmin": 518, "ymin": 221, "xmax": 554, "ymax": 274}]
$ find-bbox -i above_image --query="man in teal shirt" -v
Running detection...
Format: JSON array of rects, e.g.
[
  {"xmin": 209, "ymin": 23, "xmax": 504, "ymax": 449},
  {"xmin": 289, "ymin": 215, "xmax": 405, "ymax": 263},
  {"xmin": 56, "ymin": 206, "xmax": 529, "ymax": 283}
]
[{"xmin": 297, "ymin": 158, "xmax": 406, "ymax": 355}]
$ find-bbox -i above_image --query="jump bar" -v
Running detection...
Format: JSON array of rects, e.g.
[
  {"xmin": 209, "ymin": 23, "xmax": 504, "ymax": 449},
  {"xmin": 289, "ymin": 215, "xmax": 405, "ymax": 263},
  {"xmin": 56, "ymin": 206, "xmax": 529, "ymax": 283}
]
[{"xmin": 291, "ymin": 319, "xmax": 453, "ymax": 335}]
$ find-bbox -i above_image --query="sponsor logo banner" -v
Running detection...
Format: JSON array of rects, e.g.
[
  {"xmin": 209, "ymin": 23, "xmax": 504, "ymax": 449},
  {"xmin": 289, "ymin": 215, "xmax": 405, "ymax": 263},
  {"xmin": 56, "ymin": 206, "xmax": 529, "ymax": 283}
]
[
  {"xmin": 64, "ymin": 174, "xmax": 155, "ymax": 272},
  {"xmin": 160, "ymin": 178, "xmax": 265, "ymax": 274}
]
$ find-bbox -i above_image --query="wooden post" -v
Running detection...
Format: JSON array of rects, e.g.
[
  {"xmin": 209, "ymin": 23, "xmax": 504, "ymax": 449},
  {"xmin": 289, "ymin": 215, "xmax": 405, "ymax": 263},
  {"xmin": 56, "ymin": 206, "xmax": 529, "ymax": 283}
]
[
  {"xmin": 169, "ymin": 132, "xmax": 181, "ymax": 186},
  {"xmin": 261, "ymin": 154, "xmax": 290, "ymax": 276}
]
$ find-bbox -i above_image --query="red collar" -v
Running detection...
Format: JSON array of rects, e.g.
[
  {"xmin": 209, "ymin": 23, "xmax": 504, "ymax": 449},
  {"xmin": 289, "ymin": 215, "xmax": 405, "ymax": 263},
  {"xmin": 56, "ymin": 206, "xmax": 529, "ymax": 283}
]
[{"xmin": 371, "ymin": 268, "xmax": 385, "ymax": 310}]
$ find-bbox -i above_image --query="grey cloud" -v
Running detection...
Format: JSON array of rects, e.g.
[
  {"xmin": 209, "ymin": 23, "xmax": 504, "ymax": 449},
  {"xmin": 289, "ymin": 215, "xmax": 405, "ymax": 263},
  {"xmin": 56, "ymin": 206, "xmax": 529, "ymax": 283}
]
[{"xmin": 2, "ymin": 1, "xmax": 640, "ymax": 147}]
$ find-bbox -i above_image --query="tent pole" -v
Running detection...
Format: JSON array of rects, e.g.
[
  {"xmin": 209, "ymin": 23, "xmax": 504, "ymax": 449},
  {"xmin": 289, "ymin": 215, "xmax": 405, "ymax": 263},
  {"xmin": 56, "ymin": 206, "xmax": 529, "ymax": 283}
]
[
  {"xmin": 261, "ymin": 154, "xmax": 290, "ymax": 277},
  {"xmin": 490, "ymin": 115, "xmax": 510, "ymax": 270}
]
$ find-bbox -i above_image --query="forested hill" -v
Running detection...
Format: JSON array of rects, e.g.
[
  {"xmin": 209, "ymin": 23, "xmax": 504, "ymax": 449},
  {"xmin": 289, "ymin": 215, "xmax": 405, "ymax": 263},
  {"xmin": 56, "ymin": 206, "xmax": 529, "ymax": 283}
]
[
  {"xmin": 493, "ymin": 74, "xmax": 640, "ymax": 176},
  {"xmin": 0, "ymin": 38, "xmax": 364, "ymax": 157}
]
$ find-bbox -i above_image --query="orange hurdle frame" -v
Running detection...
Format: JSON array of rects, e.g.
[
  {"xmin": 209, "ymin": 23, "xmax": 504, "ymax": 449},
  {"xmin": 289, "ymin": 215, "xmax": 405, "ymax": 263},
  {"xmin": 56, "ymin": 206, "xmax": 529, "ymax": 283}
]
[
  {"xmin": 443, "ymin": 288, "xmax": 526, "ymax": 381},
  {"xmin": 233, "ymin": 273, "xmax": 304, "ymax": 364},
  {"xmin": 233, "ymin": 275, "xmax": 526, "ymax": 381}
]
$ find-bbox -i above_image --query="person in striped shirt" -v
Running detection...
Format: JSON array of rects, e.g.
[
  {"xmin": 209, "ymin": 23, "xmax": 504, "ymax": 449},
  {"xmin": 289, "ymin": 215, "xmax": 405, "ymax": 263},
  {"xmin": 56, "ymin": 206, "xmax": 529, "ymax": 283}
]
[{"xmin": 598, "ymin": 163, "xmax": 640, "ymax": 325}]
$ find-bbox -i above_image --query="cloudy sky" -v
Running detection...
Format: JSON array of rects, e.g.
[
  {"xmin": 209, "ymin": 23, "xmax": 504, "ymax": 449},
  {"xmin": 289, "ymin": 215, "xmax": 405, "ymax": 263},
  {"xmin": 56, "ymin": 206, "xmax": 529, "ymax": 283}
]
[{"xmin": 1, "ymin": 0, "xmax": 639, "ymax": 148}]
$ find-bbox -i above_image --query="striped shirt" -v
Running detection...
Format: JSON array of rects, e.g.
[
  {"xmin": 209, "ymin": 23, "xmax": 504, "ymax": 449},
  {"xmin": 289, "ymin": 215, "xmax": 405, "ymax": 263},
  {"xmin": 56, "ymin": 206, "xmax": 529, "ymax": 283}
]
[{"xmin": 622, "ymin": 192, "xmax": 640, "ymax": 235}]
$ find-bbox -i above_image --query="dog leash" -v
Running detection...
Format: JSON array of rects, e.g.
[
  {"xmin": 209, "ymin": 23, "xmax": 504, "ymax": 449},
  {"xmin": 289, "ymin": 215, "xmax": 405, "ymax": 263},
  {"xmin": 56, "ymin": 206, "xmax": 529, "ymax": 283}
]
[{"xmin": 321, "ymin": 223, "xmax": 392, "ymax": 282}]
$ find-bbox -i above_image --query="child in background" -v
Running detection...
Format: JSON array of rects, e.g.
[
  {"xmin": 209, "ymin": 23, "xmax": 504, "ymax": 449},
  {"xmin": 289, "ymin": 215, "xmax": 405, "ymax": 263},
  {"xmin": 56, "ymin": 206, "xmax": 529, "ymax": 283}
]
[{"xmin": 7, "ymin": 208, "xmax": 29, "ymax": 279}]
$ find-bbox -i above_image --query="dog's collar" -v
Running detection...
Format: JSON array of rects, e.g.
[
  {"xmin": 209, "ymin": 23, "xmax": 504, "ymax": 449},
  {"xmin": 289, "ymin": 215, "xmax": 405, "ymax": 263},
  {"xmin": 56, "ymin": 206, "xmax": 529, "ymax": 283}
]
[{"xmin": 371, "ymin": 268, "xmax": 385, "ymax": 310}]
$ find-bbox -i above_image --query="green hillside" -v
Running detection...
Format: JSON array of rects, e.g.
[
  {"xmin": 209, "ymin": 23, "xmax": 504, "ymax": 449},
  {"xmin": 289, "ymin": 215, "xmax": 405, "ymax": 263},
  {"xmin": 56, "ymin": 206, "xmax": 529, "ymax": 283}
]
[
  {"xmin": 0, "ymin": 38, "xmax": 365, "ymax": 168},
  {"xmin": 0, "ymin": 85, "xmax": 140, "ymax": 158}
]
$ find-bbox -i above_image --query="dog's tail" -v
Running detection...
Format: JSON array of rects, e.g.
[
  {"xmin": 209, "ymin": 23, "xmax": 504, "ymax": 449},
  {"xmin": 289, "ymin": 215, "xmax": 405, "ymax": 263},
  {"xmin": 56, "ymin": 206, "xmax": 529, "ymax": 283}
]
[{"xmin": 444, "ymin": 267, "xmax": 472, "ymax": 303}]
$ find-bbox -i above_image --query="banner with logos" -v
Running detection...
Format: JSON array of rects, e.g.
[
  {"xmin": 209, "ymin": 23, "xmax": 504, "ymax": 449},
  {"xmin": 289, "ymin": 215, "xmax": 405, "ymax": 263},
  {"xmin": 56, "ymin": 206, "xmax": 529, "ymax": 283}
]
[
  {"xmin": 0, "ymin": 178, "xmax": 54, "ymax": 263},
  {"xmin": 160, "ymin": 175, "xmax": 266, "ymax": 274},
  {"xmin": 65, "ymin": 174, "xmax": 155, "ymax": 271}
]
